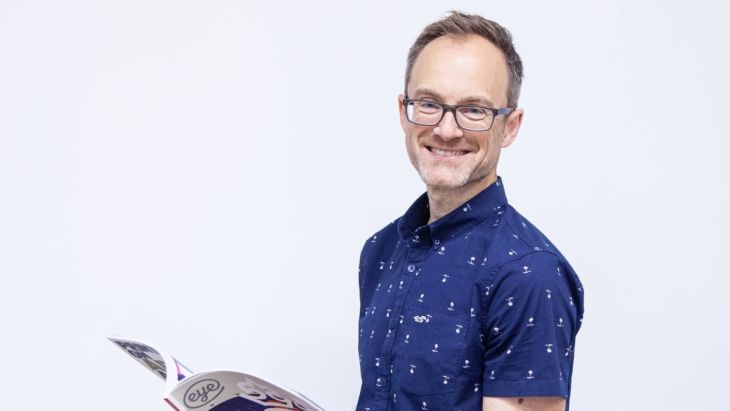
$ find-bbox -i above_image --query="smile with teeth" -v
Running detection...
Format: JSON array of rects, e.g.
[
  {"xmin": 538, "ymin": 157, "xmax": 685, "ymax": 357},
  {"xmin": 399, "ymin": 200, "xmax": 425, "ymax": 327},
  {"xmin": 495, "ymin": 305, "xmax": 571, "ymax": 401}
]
[{"xmin": 429, "ymin": 147, "xmax": 468, "ymax": 157}]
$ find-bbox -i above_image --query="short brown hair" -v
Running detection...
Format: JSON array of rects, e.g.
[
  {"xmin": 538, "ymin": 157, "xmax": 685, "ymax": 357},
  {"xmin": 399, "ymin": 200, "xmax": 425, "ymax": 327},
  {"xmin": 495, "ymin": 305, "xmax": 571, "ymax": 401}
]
[{"xmin": 405, "ymin": 11, "xmax": 523, "ymax": 108}]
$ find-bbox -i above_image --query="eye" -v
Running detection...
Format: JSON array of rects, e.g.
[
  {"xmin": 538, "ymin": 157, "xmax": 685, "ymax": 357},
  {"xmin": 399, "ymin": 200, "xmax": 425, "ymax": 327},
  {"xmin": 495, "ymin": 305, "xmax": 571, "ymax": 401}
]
[
  {"xmin": 459, "ymin": 106, "xmax": 488, "ymax": 120},
  {"xmin": 416, "ymin": 101, "xmax": 442, "ymax": 114}
]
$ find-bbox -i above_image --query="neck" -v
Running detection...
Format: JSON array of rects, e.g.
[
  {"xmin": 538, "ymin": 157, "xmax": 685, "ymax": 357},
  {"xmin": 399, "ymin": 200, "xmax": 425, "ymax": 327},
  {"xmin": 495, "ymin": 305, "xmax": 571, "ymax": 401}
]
[{"xmin": 426, "ymin": 174, "xmax": 497, "ymax": 224}]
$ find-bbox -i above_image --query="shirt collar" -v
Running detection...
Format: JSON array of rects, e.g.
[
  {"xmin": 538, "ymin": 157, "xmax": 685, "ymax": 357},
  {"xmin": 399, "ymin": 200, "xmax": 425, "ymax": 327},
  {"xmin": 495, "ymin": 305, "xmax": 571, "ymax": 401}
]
[{"xmin": 397, "ymin": 176, "xmax": 509, "ymax": 248}]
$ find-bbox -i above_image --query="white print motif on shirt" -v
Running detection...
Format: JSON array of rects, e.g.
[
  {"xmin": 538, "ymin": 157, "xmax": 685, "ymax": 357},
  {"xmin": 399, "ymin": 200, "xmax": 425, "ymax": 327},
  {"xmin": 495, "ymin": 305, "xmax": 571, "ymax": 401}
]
[{"xmin": 413, "ymin": 314, "xmax": 431, "ymax": 324}]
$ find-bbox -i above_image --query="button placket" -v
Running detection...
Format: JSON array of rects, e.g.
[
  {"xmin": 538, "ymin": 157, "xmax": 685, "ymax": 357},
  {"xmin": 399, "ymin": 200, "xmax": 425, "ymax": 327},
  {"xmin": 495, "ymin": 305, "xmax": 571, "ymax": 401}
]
[{"xmin": 377, "ymin": 259, "xmax": 418, "ymax": 385}]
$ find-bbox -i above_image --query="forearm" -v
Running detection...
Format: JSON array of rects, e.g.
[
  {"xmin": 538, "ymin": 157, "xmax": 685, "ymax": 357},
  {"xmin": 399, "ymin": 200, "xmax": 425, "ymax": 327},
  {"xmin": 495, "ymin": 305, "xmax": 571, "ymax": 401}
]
[{"xmin": 483, "ymin": 397, "xmax": 566, "ymax": 411}]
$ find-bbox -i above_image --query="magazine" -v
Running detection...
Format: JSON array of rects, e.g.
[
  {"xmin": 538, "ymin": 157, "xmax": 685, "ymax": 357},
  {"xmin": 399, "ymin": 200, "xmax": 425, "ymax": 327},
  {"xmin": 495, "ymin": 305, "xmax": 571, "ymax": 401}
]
[{"xmin": 109, "ymin": 336, "xmax": 325, "ymax": 411}]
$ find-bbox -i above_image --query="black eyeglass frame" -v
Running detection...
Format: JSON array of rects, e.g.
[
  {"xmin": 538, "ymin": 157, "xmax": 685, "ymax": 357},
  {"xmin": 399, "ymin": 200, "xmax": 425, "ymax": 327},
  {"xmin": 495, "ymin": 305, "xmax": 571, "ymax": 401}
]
[{"xmin": 402, "ymin": 97, "xmax": 515, "ymax": 131}]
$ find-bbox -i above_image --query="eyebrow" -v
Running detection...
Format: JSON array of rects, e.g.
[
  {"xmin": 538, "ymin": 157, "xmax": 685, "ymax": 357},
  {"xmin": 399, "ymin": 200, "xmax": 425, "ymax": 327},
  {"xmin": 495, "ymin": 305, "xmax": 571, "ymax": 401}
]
[{"xmin": 410, "ymin": 87, "xmax": 496, "ymax": 107}]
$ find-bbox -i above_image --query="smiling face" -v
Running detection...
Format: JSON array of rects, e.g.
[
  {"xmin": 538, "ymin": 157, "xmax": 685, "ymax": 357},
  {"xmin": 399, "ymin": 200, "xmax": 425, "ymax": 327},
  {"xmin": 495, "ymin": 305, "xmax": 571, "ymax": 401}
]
[{"xmin": 400, "ymin": 34, "xmax": 523, "ymax": 193}]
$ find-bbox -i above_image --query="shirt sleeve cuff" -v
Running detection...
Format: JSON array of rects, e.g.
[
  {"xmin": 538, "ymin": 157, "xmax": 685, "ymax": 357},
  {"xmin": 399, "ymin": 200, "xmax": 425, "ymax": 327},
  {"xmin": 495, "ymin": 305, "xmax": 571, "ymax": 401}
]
[{"xmin": 482, "ymin": 379, "xmax": 569, "ymax": 398}]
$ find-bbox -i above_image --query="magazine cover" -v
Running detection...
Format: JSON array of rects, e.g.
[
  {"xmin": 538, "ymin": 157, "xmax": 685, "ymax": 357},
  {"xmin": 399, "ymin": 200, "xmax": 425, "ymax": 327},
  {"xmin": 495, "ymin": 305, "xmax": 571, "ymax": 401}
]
[{"xmin": 109, "ymin": 336, "xmax": 324, "ymax": 411}]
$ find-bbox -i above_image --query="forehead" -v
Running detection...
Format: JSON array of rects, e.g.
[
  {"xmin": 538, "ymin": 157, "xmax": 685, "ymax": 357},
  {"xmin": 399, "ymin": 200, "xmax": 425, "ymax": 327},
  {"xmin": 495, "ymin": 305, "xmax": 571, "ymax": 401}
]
[{"xmin": 408, "ymin": 34, "xmax": 509, "ymax": 106}]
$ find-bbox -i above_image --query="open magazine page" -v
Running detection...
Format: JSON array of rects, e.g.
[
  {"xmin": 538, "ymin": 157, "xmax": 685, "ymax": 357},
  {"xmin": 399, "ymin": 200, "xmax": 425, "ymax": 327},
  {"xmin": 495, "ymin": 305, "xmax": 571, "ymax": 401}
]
[
  {"xmin": 109, "ymin": 336, "xmax": 325, "ymax": 411},
  {"xmin": 167, "ymin": 370, "xmax": 324, "ymax": 411},
  {"xmin": 108, "ymin": 336, "xmax": 194, "ymax": 394}
]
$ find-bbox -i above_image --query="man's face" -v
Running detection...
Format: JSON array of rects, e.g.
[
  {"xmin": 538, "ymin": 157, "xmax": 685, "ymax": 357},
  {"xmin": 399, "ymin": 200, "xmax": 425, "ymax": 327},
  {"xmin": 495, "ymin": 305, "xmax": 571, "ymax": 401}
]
[{"xmin": 400, "ymin": 34, "xmax": 522, "ymax": 192}]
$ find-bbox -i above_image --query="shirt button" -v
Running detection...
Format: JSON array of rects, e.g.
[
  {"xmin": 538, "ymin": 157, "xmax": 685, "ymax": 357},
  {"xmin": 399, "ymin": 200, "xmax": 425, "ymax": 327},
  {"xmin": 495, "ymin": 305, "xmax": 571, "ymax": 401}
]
[
  {"xmin": 407, "ymin": 264, "xmax": 416, "ymax": 272},
  {"xmin": 375, "ymin": 377, "xmax": 388, "ymax": 388}
]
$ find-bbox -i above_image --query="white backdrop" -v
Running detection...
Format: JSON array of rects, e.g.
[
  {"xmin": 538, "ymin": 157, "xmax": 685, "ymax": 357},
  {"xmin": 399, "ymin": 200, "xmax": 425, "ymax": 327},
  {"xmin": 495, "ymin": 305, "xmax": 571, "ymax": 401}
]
[{"xmin": 1, "ymin": 1, "xmax": 729, "ymax": 410}]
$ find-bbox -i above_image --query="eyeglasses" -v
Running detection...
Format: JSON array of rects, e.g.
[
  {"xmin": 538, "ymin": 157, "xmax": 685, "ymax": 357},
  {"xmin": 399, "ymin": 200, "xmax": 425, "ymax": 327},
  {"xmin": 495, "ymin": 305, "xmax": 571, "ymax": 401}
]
[{"xmin": 403, "ymin": 97, "xmax": 514, "ymax": 131}]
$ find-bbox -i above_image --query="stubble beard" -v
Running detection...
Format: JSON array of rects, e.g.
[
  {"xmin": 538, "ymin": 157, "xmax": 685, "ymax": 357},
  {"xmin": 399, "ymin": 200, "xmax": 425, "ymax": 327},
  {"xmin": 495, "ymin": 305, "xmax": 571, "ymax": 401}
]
[{"xmin": 413, "ymin": 157, "xmax": 475, "ymax": 190}]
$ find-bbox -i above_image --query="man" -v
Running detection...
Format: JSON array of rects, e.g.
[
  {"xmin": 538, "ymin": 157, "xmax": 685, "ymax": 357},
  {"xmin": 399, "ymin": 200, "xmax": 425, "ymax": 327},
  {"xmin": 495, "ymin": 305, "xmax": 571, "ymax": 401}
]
[{"xmin": 356, "ymin": 11, "xmax": 584, "ymax": 411}]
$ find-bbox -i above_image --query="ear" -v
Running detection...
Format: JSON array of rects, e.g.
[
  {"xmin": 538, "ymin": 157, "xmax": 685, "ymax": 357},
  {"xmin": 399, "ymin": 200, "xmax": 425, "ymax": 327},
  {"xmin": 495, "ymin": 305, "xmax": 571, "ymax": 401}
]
[
  {"xmin": 398, "ymin": 94, "xmax": 408, "ymax": 133},
  {"xmin": 500, "ymin": 108, "xmax": 524, "ymax": 148}
]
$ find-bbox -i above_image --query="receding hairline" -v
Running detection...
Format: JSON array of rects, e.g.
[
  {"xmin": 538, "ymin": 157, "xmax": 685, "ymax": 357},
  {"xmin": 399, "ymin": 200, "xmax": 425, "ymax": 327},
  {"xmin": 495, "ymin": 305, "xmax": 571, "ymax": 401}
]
[{"xmin": 405, "ymin": 34, "xmax": 509, "ymax": 106}]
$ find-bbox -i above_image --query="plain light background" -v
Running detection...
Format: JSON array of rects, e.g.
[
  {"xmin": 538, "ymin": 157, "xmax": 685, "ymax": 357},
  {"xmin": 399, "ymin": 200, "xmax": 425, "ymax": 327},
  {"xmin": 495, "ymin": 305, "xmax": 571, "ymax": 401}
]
[{"xmin": 1, "ymin": 0, "xmax": 729, "ymax": 410}]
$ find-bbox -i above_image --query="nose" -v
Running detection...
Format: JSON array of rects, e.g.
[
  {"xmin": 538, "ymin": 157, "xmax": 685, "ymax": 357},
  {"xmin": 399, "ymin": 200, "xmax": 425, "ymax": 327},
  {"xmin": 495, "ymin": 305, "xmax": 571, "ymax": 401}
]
[{"xmin": 433, "ymin": 110, "xmax": 464, "ymax": 141}]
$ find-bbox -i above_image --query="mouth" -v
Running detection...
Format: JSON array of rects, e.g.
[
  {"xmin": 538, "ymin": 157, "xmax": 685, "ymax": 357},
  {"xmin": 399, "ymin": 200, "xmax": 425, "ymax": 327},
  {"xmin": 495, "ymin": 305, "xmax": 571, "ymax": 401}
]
[{"xmin": 427, "ymin": 146, "xmax": 469, "ymax": 158}]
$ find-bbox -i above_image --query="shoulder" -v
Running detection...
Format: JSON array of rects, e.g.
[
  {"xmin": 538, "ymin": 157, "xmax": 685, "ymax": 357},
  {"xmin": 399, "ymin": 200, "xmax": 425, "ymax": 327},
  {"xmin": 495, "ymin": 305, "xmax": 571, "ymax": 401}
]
[
  {"xmin": 475, "ymin": 204, "xmax": 567, "ymax": 273},
  {"xmin": 500, "ymin": 205, "xmax": 563, "ymax": 255},
  {"xmin": 497, "ymin": 205, "xmax": 583, "ymax": 296},
  {"xmin": 492, "ymin": 250, "xmax": 565, "ymax": 289},
  {"xmin": 484, "ymin": 203, "xmax": 580, "ymax": 275}
]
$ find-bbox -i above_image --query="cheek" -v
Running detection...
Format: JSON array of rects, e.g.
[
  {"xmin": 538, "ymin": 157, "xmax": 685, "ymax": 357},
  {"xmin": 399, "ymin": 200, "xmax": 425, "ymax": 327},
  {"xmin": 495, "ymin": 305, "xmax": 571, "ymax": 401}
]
[
  {"xmin": 404, "ymin": 131, "xmax": 415, "ymax": 151},
  {"xmin": 404, "ymin": 130, "xmax": 419, "ymax": 159},
  {"xmin": 479, "ymin": 133, "xmax": 500, "ymax": 155},
  {"xmin": 405, "ymin": 127, "xmax": 426, "ymax": 150}
]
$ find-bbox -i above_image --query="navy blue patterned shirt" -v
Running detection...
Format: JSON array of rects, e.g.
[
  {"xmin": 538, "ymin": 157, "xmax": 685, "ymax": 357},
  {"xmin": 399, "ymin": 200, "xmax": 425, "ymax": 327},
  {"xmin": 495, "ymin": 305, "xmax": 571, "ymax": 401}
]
[{"xmin": 356, "ymin": 177, "xmax": 584, "ymax": 411}]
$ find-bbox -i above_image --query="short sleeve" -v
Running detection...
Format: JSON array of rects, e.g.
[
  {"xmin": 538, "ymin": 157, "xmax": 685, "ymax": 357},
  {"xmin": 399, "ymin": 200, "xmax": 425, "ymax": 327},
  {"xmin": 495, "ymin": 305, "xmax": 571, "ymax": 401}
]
[{"xmin": 481, "ymin": 251, "xmax": 583, "ymax": 397}]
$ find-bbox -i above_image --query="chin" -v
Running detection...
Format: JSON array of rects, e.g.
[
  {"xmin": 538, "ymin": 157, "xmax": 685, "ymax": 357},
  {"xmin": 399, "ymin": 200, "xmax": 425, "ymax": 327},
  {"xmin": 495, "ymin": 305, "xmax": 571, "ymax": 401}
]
[{"xmin": 418, "ymin": 169, "xmax": 471, "ymax": 189}]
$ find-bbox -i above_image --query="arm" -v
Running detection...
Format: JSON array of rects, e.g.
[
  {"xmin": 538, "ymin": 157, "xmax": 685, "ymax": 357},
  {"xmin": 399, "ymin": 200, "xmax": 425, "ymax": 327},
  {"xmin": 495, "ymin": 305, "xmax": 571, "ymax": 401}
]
[{"xmin": 483, "ymin": 396, "xmax": 566, "ymax": 411}]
